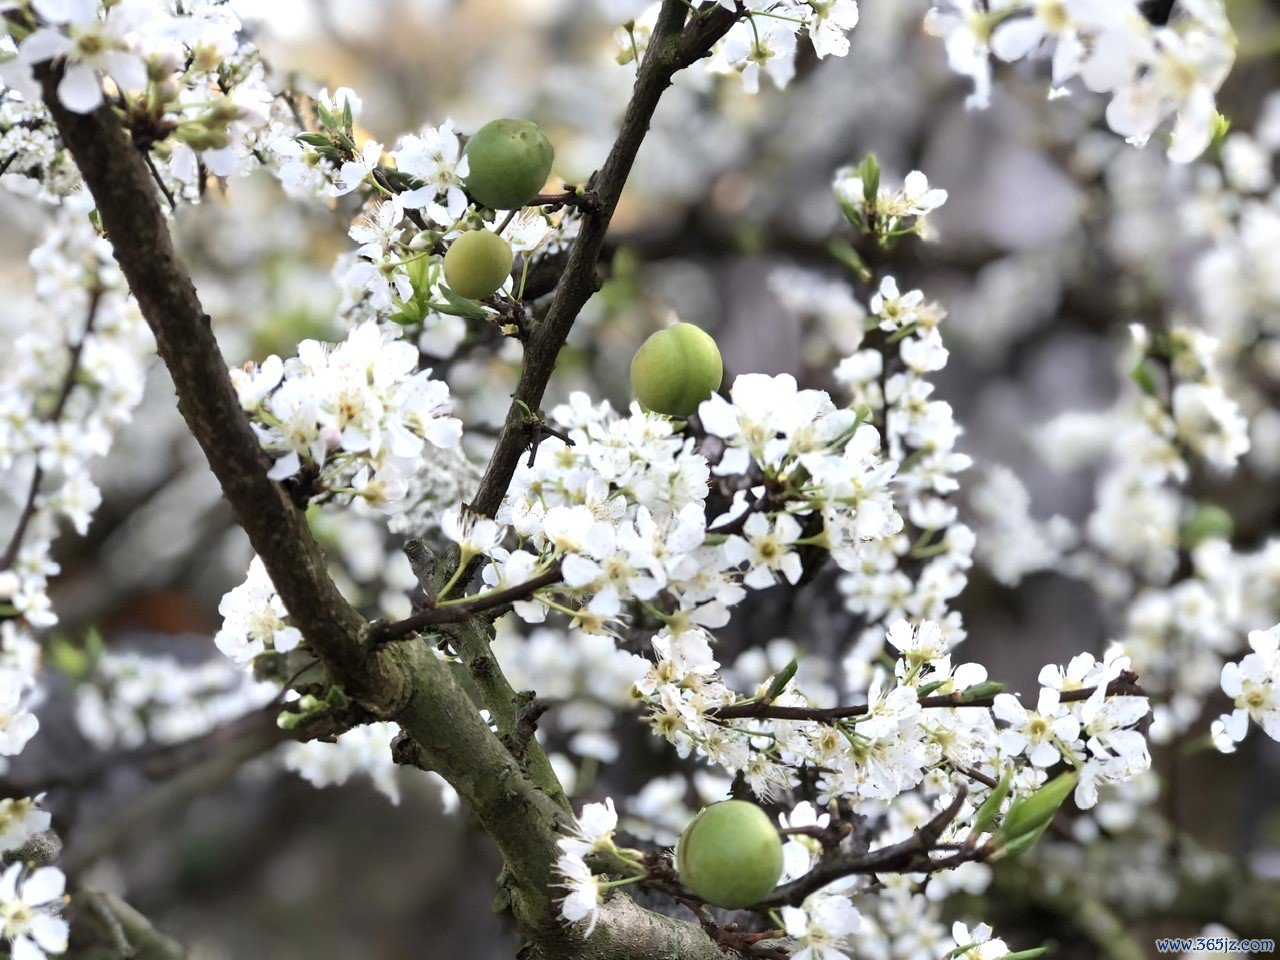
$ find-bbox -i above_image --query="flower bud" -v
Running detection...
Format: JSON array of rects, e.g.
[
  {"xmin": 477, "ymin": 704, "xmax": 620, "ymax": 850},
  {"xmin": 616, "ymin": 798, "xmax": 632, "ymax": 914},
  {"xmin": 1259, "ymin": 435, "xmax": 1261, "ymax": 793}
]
[
  {"xmin": 677, "ymin": 800, "xmax": 783, "ymax": 909},
  {"xmin": 463, "ymin": 119, "xmax": 555, "ymax": 210},
  {"xmin": 630, "ymin": 322, "xmax": 723, "ymax": 417}
]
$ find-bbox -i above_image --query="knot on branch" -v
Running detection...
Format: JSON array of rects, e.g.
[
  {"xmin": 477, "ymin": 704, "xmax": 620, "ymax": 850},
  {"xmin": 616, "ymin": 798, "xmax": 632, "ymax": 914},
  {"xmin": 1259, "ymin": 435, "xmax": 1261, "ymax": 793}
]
[{"xmin": 501, "ymin": 692, "xmax": 548, "ymax": 762}]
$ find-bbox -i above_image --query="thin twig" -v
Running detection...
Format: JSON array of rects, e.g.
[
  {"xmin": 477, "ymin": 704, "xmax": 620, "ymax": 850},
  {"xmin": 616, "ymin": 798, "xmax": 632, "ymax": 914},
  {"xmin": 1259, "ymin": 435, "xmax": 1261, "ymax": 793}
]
[
  {"xmin": 710, "ymin": 673, "xmax": 1147, "ymax": 724},
  {"xmin": 371, "ymin": 561, "xmax": 564, "ymax": 643}
]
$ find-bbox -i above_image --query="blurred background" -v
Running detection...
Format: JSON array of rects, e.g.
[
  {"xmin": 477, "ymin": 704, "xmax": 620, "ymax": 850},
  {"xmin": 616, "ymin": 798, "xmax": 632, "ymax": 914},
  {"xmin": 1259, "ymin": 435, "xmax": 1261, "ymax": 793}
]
[{"xmin": 5, "ymin": 0, "xmax": 1280, "ymax": 956}]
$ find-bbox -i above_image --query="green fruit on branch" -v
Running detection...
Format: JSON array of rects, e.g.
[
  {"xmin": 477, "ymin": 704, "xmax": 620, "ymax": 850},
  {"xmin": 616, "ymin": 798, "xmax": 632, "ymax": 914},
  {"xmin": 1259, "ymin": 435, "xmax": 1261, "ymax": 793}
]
[
  {"xmin": 443, "ymin": 230, "xmax": 514, "ymax": 300},
  {"xmin": 676, "ymin": 800, "xmax": 783, "ymax": 908},
  {"xmin": 630, "ymin": 322, "xmax": 723, "ymax": 417},
  {"xmin": 463, "ymin": 118, "xmax": 555, "ymax": 210},
  {"xmin": 1180, "ymin": 502, "xmax": 1234, "ymax": 549}
]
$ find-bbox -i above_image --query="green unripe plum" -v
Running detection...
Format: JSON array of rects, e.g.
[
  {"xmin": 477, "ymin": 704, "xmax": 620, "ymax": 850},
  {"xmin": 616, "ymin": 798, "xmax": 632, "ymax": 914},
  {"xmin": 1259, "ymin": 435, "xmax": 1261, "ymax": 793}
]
[
  {"xmin": 463, "ymin": 119, "xmax": 555, "ymax": 210},
  {"xmin": 443, "ymin": 230, "xmax": 514, "ymax": 300},
  {"xmin": 1180, "ymin": 502, "xmax": 1234, "ymax": 549},
  {"xmin": 676, "ymin": 800, "xmax": 783, "ymax": 909},
  {"xmin": 630, "ymin": 322, "xmax": 723, "ymax": 417}
]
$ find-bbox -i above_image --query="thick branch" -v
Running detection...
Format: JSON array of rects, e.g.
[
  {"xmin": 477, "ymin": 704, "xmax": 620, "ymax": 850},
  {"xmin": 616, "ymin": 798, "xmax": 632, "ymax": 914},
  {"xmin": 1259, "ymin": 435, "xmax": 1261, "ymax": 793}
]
[{"xmin": 35, "ymin": 64, "xmax": 387, "ymax": 706}]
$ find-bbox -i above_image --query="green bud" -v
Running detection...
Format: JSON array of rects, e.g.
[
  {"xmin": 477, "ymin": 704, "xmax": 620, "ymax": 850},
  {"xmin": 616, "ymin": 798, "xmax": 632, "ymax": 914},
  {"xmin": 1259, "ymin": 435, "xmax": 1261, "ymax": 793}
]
[
  {"xmin": 630, "ymin": 322, "xmax": 723, "ymax": 418},
  {"xmin": 960, "ymin": 680, "xmax": 1005, "ymax": 702},
  {"xmin": 463, "ymin": 118, "xmax": 555, "ymax": 210},
  {"xmin": 677, "ymin": 800, "xmax": 784, "ymax": 909},
  {"xmin": 443, "ymin": 230, "xmax": 514, "ymax": 300},
  {"xmin": 174, "ymin": 124, "xmax": 230, "ymax": 151}
]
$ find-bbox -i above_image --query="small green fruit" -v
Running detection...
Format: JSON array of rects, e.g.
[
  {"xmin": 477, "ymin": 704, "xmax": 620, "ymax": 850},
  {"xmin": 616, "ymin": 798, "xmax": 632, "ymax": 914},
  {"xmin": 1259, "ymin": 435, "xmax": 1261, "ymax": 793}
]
[
  {"xmin": 677, "ymin": 800, "xmax": 783, "ymax": 908},
  {"xmin": 443, "ymin": 230, "xmax": 514, "ymax": 300},
  {"xmin": 1180, "ymin": 502, "xmax": 1234, "ymax": 549},
  {"xmin": 630, "ymin": 322, "xmax": 723, "ymax": 417},
  {"xmin": 463, "ymin": 118, "xmax": 555, "ymax": 210}
]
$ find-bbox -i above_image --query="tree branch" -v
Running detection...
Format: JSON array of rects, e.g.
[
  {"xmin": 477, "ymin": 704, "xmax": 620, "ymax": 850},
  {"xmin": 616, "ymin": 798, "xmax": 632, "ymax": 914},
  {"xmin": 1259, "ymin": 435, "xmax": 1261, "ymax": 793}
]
[
  {"xmin": 35, "ymin": 63, "xmax": 387, "ymax": 706},
  {"xmin": 710, "ymin": 673, "xmax": 1147, "ymax": 724},
  {"xmin": 469, "ymin": 0, "xmax": 742, "ymax": 519},
  {"xmin": 37, "ymin": 14, "xmax": 739, "ymax": 948},
  {"xmin": 759, "ymin": 788, "xmax": 977, "ymax": 907},
  {"xmin": 371, "ymin": 560, "xmax": 563, "ymax": 643}
]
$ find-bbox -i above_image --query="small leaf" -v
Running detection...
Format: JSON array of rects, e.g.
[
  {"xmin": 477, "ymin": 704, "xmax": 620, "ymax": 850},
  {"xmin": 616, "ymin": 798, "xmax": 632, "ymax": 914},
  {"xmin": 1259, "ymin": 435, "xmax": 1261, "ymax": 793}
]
[
  {"xmin": 858, "ymin": 153, "xmax": 880, "ymax": 204},
  {"xmin": 970, "ymin": 766, "xmax": 1013, "ymax": 838},
  {"xmin": 436, "ymin": 287, "xmax": 490, "ymax": 320},
  {"xmin": 763, "ymin": 658, "xmax": 799, "ymax": 702},
  {"xmin": 998, "ymin": 770, "xmax": 1079, "ymax": 848}
]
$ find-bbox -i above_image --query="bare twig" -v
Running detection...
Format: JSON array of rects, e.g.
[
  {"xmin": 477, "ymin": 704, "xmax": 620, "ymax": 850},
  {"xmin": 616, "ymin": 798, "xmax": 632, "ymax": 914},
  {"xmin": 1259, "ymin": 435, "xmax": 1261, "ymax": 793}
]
[{"xmin": 371, "ymin": 561, "xmax": 564, "ymax": 643}]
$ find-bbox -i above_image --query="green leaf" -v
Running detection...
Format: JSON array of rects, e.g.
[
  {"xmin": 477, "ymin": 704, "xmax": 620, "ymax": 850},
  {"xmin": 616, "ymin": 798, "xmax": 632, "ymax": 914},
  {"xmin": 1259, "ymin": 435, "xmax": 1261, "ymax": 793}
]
[
  {"xmin": 857, "ymin": 153, "xmax": 880, "ymax": 204},
  {"xmin": 827, "ymin": 237, "xmax": 872, "ymax": 281},
  {"xmin": 970, "ymin": 766, "xmax": 1013, "ymax": 838},
  {"xmin": 763, "ymin": 658, "xmax": 799, "ymax": 702},
  {"xmin": 1130, "ymin": 359, "xmax": 1158, "ymax": 397},
  {"xmin": 436, "ymin": 287, "xmax": 490, "ymax": 321},
  {"xmin": 998, "ymin": 770, "xmax": 1079, "ymax": 850}
]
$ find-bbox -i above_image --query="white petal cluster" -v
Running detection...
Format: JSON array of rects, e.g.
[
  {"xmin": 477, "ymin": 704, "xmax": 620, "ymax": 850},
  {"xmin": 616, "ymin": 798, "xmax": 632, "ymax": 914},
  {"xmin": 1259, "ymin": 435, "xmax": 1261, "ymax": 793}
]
[
  {"xmin": 282, "ymin": 721, "xmax": 405, "ymax": 804},
  {"xmin": 74, "ymin": 649, "xmax": 277, "ymax": 749},
  {"xmin": 554, "ymin": 798, "xmax": 622, "ymax": 936},
  {"xmin": 635, "ymin": 617, "xmax": 1150, "ymax": 811},
  {"xmin": 1211, "ymin": 625, "xmax": 1280, "ymax": 753},
  {"xmin": 924, "ymin": 0, "xmax": 1235, "ymax": 162},
  {"xmin": 833, "ymin": 266, "xmax": 975, "ymax": 683},
  {"xmin": 230, "ymin": 322, "xmax": 462, "ymax": 509},
  {"xmin": 5, "ymin": 1, "xmax": 286, "ymax": 198},
  {"xmin": 0, "ymin": 862, "xmax": 68, "ymax": 960}
]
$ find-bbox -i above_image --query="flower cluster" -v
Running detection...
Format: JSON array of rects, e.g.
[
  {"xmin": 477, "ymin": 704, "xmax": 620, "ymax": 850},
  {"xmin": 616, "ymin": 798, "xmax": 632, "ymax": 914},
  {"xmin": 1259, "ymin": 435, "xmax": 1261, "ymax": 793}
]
[
  {"xmin": 0, "ymin": 191, "xmax": 154, "ymax": 957},
  {"xmin": 230, "ymin": 321, "xmax": 462, "ymax": 509},
  {"xmin": 554, "ymin": 798, "xmax": 631, "ymax": 935},
  {"xmin": 925, "ymin": 0, "xmax": 1235, "ymax": 161},
  {"xmin": 830, "ymin": 233, "xmax": 975, "ymax": 678},
  {"xmin": 4, "ymin": 0, "xmax": 284, "ymax": 197},
  {"xmin": 1211, "ymin": 625, "xmax": 1280, "ymax": 753},
  {"xmin": 75, "ymin": 648, "xmax": 277, "ymax": 750},
  {"xmin": 636, "ymin": 617, "xmax": 1150, "ymax": 811},
  {"xmin": 834, "ymin": 160, "xmax": 949, "ymax": 244}
]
